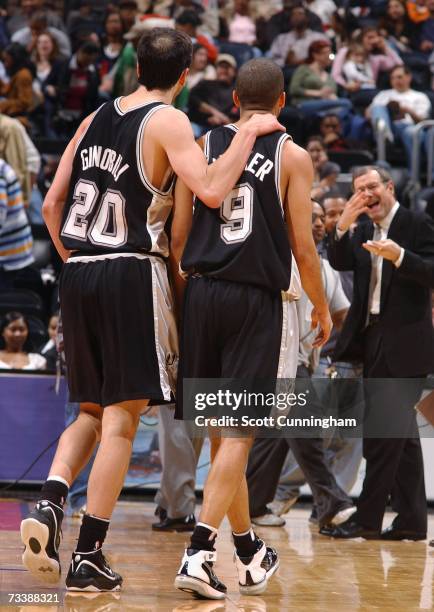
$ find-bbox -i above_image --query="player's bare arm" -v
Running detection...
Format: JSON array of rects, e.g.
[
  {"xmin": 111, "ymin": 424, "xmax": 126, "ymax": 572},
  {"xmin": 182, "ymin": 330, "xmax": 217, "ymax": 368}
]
[
  {"xmin": 282, "ymin": 141, "xmax": 332, "ymax": 347},
  {"xmin": 148, "ymin": 107, "xmax": 284, "ymax": 208},
  {"xmin": 42, "ymin": 114, "xmax": 94, "ymax": 262},
  {"xmin": 170, "ymin": 178, "xmax": 194, "ymax": 318}
]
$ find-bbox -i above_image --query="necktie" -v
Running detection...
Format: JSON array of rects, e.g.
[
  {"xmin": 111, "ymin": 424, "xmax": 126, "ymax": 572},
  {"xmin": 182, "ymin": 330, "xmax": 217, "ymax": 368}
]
[{"xmin": 366, "ymin": 223, "xmax": 382, "ymax": 325}]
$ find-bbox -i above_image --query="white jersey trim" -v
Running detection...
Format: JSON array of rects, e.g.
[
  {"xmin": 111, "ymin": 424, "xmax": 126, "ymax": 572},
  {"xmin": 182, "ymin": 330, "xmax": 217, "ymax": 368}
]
[
  {"xmin": 203, "ymin": 130, "xmax": 212, "ymax": 163},
  {"xmin": 275, "ymin": 133, "xmax": 292, "ymax": 214},
  {"xmin": 136, "ymin": 104, "xmax": 175, "ymax": 197},
  {"xmin": 66, "ymin": 252, "xmax": 164, "ymax": 263},
  {"xmin": 113, "ymin": 97, "xmax": 161, "ymax": 116}
]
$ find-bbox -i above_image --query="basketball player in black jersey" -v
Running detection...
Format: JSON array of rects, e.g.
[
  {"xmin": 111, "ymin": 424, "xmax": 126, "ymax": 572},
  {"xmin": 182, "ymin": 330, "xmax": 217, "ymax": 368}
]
[
  {"xmin": 19, "ymin": 29, "xmax": 283, "ymax": 592},
  {"xmin": 171, "ymin": 58, "xmax": 332, "ymax": 599}
]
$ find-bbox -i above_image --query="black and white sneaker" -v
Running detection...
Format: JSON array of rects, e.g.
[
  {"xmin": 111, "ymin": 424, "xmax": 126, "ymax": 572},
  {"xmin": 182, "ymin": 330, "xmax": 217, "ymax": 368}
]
[
  {"xmin": 66, "ymin": 549, "xmax": 123, "ymax": 592},
  {"xmin": 21, "ymin": 500, "xmax": 63, "ymax": 583},
  {"xmin": 174, "ymin": 549, "xmax": 227, "ymax": 600},
  {"xmin": 234, "ymin": 539, "xmax": 279, "ymax": 595}
]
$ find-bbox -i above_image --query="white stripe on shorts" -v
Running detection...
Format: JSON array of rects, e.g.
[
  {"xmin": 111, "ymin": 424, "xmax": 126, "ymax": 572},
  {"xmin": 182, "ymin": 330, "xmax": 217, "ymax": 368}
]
[
  {"xmin": 277, "ymin": 293, "xmax": 299, "ymax": 379},
  {"xmin": 150, "ymin": 258, "xmax": 179, "ymax": 401}
]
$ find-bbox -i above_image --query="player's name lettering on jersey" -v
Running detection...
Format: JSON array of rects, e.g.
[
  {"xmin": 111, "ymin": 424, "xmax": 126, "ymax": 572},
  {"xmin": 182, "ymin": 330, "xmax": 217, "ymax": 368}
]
[
  {"xmin": 212, "ymin": 152, "xmax": 274, "ymax": 183},
  {"xmin": 80, "ymin": 146, "xmax": 129, "ymax": 182}
]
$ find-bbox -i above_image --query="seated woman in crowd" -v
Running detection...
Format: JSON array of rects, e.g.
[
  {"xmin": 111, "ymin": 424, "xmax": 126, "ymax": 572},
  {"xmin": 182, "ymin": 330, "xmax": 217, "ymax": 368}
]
[
  {"xmin": 380, "ymin": 0, "xmax": 419, "ymax": 54},
  {"xmin": 0, "ymin": 311, "xmax": 46, "ymax": 371},
  {"xmin": 290, "ymin": 40, "xmax": 352, "ymax": 119},
  {"xmin": 332, "ymin": 27, "xmax": 403, "ymax": 106},
  {"xmin": 0, "ymin": 43, "xmax": 35, "ymax": 122}
]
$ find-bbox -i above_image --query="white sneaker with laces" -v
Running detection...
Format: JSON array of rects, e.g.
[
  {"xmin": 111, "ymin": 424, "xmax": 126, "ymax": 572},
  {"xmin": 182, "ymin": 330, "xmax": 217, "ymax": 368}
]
[
  {"xmin": 234, "ymin": 540, "xmax": 279, "ymax": 595},
  {"xmin": 174, "ymin": 549, "xmax": 227, "ymax": 600}
]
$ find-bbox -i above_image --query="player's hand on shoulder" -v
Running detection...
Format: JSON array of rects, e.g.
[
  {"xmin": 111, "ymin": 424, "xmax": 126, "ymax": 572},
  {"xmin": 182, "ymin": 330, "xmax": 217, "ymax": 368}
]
[
  {"xmin": 311, "ymin": 306, "xmax": 333, "ymax": 348},
  {"xmin": 242, "ymin": 113, "xmax": 285, "ymax": 137}
]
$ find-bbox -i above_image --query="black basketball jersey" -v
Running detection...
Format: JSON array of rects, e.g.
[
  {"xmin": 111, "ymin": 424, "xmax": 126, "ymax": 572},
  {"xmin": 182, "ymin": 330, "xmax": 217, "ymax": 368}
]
[
  {"xmin": 60, "ymin": 99, "xmax": 174, "ymax": 257},
  {"xmin": 181, "ymin": 125, "xmax": 293, "ymax": 292}
]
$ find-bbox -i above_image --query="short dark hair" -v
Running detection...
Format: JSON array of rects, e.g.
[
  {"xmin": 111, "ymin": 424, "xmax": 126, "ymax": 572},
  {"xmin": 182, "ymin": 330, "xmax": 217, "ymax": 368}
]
[
  {"xmin": 352, "ymin": 165, "xmax": 393, "ymax": 188},
  {"xmin": 78, "ymin": 41, "xmax": 100, "ymax": 56},
  {"xmin": 137, "ymin": 27, "xmax": 192, "ymax": 91},
  {"xmin": 390, "ymin": 64, "xmax": 411, "ymax": 77},
  {"xmin": 235, "ymin": 58, "xmax": 284, "ymax": 111},
  {"xmin": 176, "ymin": 9, "xmax": 201, "ymax": 27}
]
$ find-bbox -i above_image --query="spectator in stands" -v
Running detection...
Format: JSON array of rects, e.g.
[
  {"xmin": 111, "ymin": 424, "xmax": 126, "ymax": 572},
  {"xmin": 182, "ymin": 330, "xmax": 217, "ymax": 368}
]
[
  {"xmin": 66, "ymin": 0, "xmax": 103, "ymax": 50},
  {"xmin": 0, "ymin": 113, "xmax": 31, "ymax": 206},
  {"xmin": 188, "ymin": 53, "xmax": 238, "ymax": 136},
  {"xmin": 228, "ymin": 0, "xmax": 257, "ymax": 46},
  {"xmin": 0, "ymin": 159, "xmax": 34, "ymax": 291},
  {"xmin": 406, "ymin": 0, "xmax": 429, "ymax": 23},
  {"xmin": 0, "ymin": 311, "xmax": 46, "ymax": 370},
  {"xmin": 0, "ymin": 112, "xmax": 41, "ymax": 222},
  {"xmin": 31, "ymin": 31, "xmax": 64, "ymax": 137},
  {"xmin": 269, "ymin": 4, "xmax": 328, "ymax": 69},
  {"xmin": 307, "ymin": 135, "xmax": 329, "ymax": 184},
  {"xmin": 312, "ymin": 161, "xmax": 341, "ymax": 201},
  {"xmin": 417, "ymin": 0, "xmax": 434, "ymax": 52},
  {"xmin": 12, "ymin": 12, "xmax": 71, "ymax": 60},
  {"xmin": 33, "ymin": 31, "xmax": 63, "ymax": 91},
  {"xmin": 368, "ymin": 64, "xmax": 431, "ymax": 171},
  {"xmin": 175, "ymin": 43, "xmax": 216, "ymax": 110},
  {"xmin": 319, "ymin": 113, "xmax": 363, "ymax": 151},
  {"xmin": 119, "ymin": 0, "xmax": 139, "ymax": 33},
  {"xmin": 55, "ymin": 41, "xmax": 101, "ymax": 135},
  {"xmin": 6, "ymin": 0, "xmax": 65, "ymax": 37},
  {"xmin": 289, "ymin": 40, "xmax": 353, "ymax": 120},
  {"xmin": 380, "ymin": 0, "xmax": 419, "ymax": 54},
  {"xmin": 0, "ymin": 43, "xmax": 34, "ymax": 121},
  {"xmin": 97, "ymin": 11, "xmax": 125, "ymax": 80},
  {"xmin": 332, "ymin": 27, "xmax": 403, "ymax": 104},
  {"xmin": 39, "ymin": 312, "xmax": 59, "ymax": 371},
  {"xmin": 264, "ymin": 0, "xmax": 322, "ymax": 50},
  {"xmin": 175, "ymin": 10, "xmax": 217, "ymax": 62},
  {"xmin": 304, "ymin": 0, "xmax": 337, "ymax": 30},
  {"xmin": 342, "ymin": 43, "xmax": 377, "ymax": 92}
]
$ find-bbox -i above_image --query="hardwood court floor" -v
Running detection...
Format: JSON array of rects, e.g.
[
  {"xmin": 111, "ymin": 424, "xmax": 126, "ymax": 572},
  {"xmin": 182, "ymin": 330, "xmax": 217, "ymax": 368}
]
[{"xmin": 1, "ymin": 500, "xmax": 433, "ymax": 611}]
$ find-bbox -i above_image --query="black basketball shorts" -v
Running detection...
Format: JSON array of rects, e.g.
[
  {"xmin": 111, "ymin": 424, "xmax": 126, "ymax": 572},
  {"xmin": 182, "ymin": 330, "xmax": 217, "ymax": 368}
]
[
  {"xmin": 175, "ymin": 276, "xmax": 298, "ymax": 419},
  {"xmin": 60, "ymin": 253, "xmax": 178, "ymax": 407}
]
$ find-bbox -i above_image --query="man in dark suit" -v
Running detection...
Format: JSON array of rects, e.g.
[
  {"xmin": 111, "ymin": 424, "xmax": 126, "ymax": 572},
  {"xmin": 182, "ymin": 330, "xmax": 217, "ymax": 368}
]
[{"xmin": 327, "ymin": 165, "xmax": 434, "ymax": 540}]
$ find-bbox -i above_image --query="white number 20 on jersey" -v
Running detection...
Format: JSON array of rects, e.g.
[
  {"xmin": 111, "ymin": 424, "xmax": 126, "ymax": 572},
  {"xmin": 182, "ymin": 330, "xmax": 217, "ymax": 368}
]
[
  {"xmin": 220, "ymin": 183, "xmax": 253, "ymax": 244},
  {"xmin": 61, "ymin": 179, "xmax": 127, "ymax": 247}
]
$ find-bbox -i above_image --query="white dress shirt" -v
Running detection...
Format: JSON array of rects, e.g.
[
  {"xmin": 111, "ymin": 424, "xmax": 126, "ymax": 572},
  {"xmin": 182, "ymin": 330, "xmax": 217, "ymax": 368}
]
[{"xmin": 336, "ymin": 201, "xmax": 404, "ymax": 315}]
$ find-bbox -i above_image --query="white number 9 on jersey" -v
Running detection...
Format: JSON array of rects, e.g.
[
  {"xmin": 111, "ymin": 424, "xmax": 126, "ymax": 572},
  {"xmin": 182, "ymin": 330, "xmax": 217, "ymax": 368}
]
[{"xmin": 220, "ymin": 183, "xmax": 253, "ymax": 244}]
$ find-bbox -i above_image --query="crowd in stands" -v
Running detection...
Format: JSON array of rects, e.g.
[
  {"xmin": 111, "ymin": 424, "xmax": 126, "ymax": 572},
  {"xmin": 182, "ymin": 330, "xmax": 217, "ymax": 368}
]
[{"xmin": 1, "ymin": 0, "xmax": 434, "ymax": 369}]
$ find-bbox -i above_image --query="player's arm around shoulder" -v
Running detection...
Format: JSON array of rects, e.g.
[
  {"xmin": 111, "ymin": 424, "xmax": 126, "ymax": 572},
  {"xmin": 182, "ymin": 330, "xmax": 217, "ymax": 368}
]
[
  {"xmin": 42, "ymin": 112, "xmax": 96, "ymax": 262},
  {"xmin": 150, "ymin": 105, "xmax": 284, "ymax": 208}
]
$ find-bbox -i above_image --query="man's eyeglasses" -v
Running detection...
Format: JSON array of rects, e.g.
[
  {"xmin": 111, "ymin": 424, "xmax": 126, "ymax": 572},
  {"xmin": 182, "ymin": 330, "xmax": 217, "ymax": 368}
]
[{"xmin": 355, "ymin": 181, "xmax": 388, "ymax": 193}]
